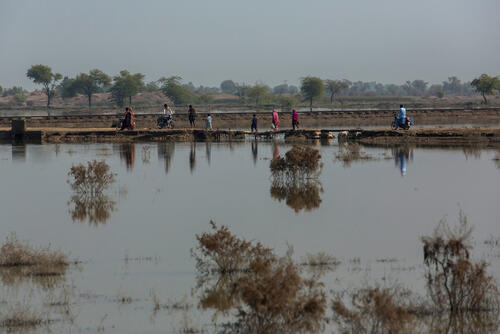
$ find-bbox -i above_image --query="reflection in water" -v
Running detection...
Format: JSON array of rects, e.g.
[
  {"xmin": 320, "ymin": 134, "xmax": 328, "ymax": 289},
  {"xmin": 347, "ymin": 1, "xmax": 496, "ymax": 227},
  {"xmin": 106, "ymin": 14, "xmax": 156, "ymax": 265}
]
[
  {"xmin": 120, "ymin": 143, "xmax": 135, "ymax": 171},
  {"xmin": 205, "ymin": 142, "xmax": 211, "ymax": 166},
  {"xmin": 251, "ymin": 140, "xmax": 258, "ymax": 166},
  {"xmin": 68, "ymin": 193, "xmax": 115, "ymax": 226},
  {"xmin": 11, "ymin": 142, "xmax": 26, "ymax": 162},
  {"xmin": 270, "ymin": 179, "xmax": 323, "ymax": 213},
  {"xmin": 157, "ymin": 142, "xmax": 175, "ymax": 174},
  {"xmin": 392, "ymin": 146, "xmax": 414, "ymax": 176},
  {"xmin": 189, "ymin": 142, "xmax": 196, "ymax": 173},
  {"xmin": 272, "ymin": 141, "xmax": 279, "ymax": 159}
]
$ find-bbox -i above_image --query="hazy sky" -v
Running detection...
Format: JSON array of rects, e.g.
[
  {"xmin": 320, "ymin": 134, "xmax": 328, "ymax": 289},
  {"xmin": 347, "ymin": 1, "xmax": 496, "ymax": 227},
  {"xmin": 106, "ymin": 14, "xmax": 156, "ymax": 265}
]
[{"xmin": 1, "ymin": 0, "xmax": 499, "ymax": 89}]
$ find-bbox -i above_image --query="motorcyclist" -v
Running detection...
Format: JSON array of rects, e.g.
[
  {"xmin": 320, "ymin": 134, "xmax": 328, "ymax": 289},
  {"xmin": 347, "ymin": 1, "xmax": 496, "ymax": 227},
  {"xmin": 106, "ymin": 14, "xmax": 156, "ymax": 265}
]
[
  {"xmin": 397, "ymin": 104, "xmax": 407, "ymax": 127},
  {"xmin": 163, "ymin": 104, "xmax": 174, "ymax": 121}
]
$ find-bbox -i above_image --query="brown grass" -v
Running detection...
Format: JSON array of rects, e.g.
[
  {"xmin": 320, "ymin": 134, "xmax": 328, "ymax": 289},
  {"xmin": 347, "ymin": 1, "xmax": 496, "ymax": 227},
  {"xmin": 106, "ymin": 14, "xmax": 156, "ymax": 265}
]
[
  {"xmin": 421, "ymin": 211, "xmax": 500, "ymax": 313},
  {"xmin": 0, "ymin": 303, "xmax": 50, "ymax": 331},
  {"xmin": 0, "ymin": 233, "xmax": 71, "ymax": 289}
]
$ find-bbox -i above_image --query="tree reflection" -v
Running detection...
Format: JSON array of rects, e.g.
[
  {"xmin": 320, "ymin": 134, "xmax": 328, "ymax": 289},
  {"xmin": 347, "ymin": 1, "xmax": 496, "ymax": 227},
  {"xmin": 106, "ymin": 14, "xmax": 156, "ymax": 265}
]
[
  {"xmin": 270, "ymin": 179, "xmax": 323, "ymax": 213},
  {"xmin": 68, "ymin": 193, "xmax": 115, "ymax": 226}
]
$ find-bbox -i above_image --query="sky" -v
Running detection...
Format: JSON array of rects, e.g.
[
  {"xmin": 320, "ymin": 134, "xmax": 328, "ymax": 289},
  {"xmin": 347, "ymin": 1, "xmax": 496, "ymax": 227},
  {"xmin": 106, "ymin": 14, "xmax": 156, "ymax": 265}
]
[{"xmin": 1, "ymin": 0, "xmax": 499, "ymax": 90}]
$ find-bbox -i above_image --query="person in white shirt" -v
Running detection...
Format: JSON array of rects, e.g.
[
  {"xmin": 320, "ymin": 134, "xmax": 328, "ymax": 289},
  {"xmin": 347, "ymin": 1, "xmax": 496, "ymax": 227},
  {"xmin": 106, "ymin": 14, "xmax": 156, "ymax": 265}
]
[{"xmin": 163, "ymin": 104, "xmax": 174, "ymax": 119}]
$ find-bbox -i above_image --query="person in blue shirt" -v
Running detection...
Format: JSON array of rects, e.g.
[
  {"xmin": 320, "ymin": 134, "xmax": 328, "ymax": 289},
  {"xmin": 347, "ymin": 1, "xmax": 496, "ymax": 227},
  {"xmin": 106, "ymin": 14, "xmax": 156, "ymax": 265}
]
[{"xmin": 397, "ymin": 104, "xmax": 407, "ymax": 127}]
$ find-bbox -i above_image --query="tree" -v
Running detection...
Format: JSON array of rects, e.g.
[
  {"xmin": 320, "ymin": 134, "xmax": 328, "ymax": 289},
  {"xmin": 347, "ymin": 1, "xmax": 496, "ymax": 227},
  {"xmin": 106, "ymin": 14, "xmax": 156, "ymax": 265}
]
[
  {"xmin": 471, "ymin": 74, "xmax": 500, "ymax": 104},
  {"xmin": 159, "ymin": 76, "xmax": 193, "ymax": 105},
  {"xmin": 273, "ymin": 83, "xmax": 289, "ymax": 95},
  {"xmin": 279, "ymin": 95, "xmax": 299, "ymax": 111},
  {"xmin": 144, "ymin": 81, "xmax": 160, "ymax": 92},
  {"xmin": 58, "ymin": 77, "xmax": 78, "ymax": 100},
  {"xmin": 2, "ymin": 86, "xmax": 25, "ymax": 97},
  {"xmin": 234, "ymin": 83, "xmax": 249, "ymax": 100},
  {"xmin": 110, "ymin": 70, "xmax": 145, "ymax": 107},
  {"xmin": 220, "ymin": 80, "xmax": 236, "ymax": 94},
  {"xmin": 411, "ymin": 80, "xmax": 428, "ymax": 96},
  {"xmin": 325, "ymin": 80, "xmax": 348, "ymax": 103},
  {"xmin": 26, "ymin": 64, "xmax": 62, "ymax": 107},
  {"xmin": 13, "ymin": 91, "xmax": 27, "ymax": 105},
  {"xmin": 300, "ymin": 76, "xmax": 324, "ymax": 111},
  {"xmin": 74, "ymin": 69, "xmax": 111, "ymax": 107},
  {"xmin": 247, "ymin": 85, "xmax": 271, "ymax": 106}
]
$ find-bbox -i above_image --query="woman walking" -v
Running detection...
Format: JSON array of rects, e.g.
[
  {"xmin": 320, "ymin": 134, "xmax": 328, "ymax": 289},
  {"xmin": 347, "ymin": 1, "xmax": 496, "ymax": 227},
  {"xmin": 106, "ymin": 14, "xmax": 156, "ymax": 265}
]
[
  {"xmin": 272, "ymin": 109, "xmax": 279, "ymax": 131},
  {"xmin": 292, "ymin": 109, "xmax": 299, "ymax": 130}
]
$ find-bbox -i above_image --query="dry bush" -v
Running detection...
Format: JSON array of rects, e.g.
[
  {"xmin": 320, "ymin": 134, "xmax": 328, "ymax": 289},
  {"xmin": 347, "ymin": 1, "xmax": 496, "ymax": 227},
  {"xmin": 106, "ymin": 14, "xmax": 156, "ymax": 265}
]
[
  {"xmin": 331, "ymin": 285, "xmax": 417, "ymax": 334},
  {"xmin": 193, "ymin": 222, "xmax": 327, "ymax": 333},
  {"xmin": 334, "ymin": 143, "xmax": 373, "ymax": 168},
  {"xmin": 270, "ymin": 179, "xmax": 323, "ymax": 213},
  {"xmin": 270, "ymin": 146, "xmax": 322, "ymax": 180},
  {"xmin": 422, "ymin": 211, "xmax": 500, "ymax": 313},
  {"xmin": 0, "ymin": 233, "xmax": 70, "ymax": 289},
  {"xmin": 67, "ymin": 160, "xmax": 115, "ymax": 195},
  {"xmin": 192, "ymin": 221, "xmax": 274, "ymax": 275},
  {"xmin": 301, "ymin": 252, "xmax": 340, "ymax": 276}
]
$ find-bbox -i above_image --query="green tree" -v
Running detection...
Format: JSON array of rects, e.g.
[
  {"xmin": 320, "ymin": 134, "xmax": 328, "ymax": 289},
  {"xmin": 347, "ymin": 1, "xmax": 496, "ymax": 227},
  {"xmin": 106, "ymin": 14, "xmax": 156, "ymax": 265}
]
[
  {"xmin": 198, "ymin": 94, "xmax": 214, "ymax": 104},
  {"xmin": 110, "ymin": 70, "xmax": 145, "ymax": 107},
  {"xmin": 279, "ymin": 95, "xmax": 299, "ymax": 111},
  {"xmin": 144, "ymin": 81, "xmax": 160, "ymax": 92},
  {"xmin": 220, "ymin": 80, "xmax": 236, "ymax": 94},
  {"xmin": 300, "ymin": 76, "xmax": 324, "ymax": 111},
  {"xmin": 325, "ymin": 80, "xmax": 348, "ymax": 103},
  {"xmin": 273, "ymin": 83, "xmax": 289, "ymax": 95},
  {"xmin": 58, "ymin": 77, "xmax": 78, "ymax": 100},
  {"xmin": 247, "ymin": 85, "xmax": 271, "ymax": 106},
  {"xmin": 74, "ymin": 69, "xmax": 111, "ymax": 107},
  {"xmin": 26, "ymin": 64, "xmax": 62, "ymax": 107},
  {"xmin": 471, "ymin": 74, "xmax": 500, "ymax": 104},
  {"xmin": 158, "ymin": 76, "xmax": 193, "ymax": 105}
]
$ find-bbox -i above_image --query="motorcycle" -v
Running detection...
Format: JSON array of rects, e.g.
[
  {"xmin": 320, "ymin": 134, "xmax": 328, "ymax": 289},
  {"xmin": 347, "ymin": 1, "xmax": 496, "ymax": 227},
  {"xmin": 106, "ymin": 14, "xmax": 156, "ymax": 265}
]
[
  {"xmin": 391, "ymin": 113, "xmax": 414, "ymax": 130},
  {"xmin": 157, "ymin": 116, "xmax": 175, "ymax": 129}
]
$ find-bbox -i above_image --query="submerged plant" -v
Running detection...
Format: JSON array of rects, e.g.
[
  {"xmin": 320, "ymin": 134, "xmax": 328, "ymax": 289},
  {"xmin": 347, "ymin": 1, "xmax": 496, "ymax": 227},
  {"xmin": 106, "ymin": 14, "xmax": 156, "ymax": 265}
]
[
  {"xmin": 421, "ymin": 211, "xmax": 500, "ymax": 313},
  {"xmin": 270, "ymin": 145, "xmax": 322, "ymax": 181}
]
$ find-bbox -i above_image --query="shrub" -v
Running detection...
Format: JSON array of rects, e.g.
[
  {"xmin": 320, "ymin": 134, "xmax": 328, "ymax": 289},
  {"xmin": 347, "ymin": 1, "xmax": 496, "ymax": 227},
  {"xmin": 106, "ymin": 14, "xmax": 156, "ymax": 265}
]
[
  {"xmin": 422, "ymin": 211, "xmax": 500, "ymax": 313},
  {"xmin": 270, "ymin": 146, "xmax": 321, "ymax": 180}
]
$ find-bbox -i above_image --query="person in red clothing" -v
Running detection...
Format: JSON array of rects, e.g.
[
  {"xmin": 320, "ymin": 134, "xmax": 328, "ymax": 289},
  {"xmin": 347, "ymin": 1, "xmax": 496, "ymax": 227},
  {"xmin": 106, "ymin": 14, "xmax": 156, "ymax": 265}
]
[
  {"xmin": 292, "ymin": 109, "xmax": 299, "ymax": 130},
  {"xmin": 272, "ymin": 109, "xmax": 279, "ymax": 131}
]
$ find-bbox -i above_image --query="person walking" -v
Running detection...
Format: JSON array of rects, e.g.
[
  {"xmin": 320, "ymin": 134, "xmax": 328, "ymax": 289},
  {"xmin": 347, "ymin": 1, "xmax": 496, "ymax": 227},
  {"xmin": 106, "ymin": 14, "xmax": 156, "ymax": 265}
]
[
  {"xmin": 205, "ymin": 113, "xmax": 212, "ymax": 130},
  {"xmin": 292, "ymin": 109, "xmax": 299, "ymax": 130},
  {"xmin": 251, "ymin": 114, "xmax": 258, "ymax": 132},
  {"xmin": 272, "ymin": 109, "xmax": 279, "ymax": 131},
  {"xmin": 120, "ymin": 107, "xmax": 135, "ymax": 130},
  {"xmin": 188, "ymin": 105, "xmax": 196, "ymax": 128}
]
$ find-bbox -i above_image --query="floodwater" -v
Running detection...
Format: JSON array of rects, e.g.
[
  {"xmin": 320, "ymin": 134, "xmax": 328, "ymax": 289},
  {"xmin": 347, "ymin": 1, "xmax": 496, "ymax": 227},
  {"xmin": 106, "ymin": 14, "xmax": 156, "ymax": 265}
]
[{"xmin": 0, "ymin": 140, "xmax": 499, "ymax": 333}]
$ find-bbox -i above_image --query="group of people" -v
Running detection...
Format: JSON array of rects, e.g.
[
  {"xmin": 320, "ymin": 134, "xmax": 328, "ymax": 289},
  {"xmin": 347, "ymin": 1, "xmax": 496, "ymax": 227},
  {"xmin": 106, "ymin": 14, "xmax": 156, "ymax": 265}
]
[{"xmin": 119, "ymin": 105, "xmax": 301, "ymax": 131}]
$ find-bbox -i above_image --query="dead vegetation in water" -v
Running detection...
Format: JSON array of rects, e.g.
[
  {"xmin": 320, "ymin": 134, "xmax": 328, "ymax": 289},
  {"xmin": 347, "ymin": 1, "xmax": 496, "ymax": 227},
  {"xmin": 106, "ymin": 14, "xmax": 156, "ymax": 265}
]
[
  {"xmin": 300, "ymin": 252, "xmax": 340, "ymax": 277},
  {"xmin": 0, "ymin": 233, "xmax": 72, "ymax": 289},
  {"xmin": 270, "ymin": 146, "xmax": 323, "ymax": 212},
  {"xmin": 0, "ymin": 302, "xmax": 52, "ymax": 332},
  {"xmin": 67, "ymin": 160, "xmax": 116, "ymax": 225},
  {"xmin": 334, "ymin": 143, "xmax": 374, "ymax": 168},
  {"xmin": 270, "ymin": 179, "xmax": 323, "ymax": 213},
  {"xmin": 422, "ymin": 211, "xmax": 500, "ymax": 313},
  {"xmin": 193, "ymin": 222, "xmax": 327, "ymax": 334},
  {"xmin": 331, "ymin": 285, "xmax": 418, "ymax": 334},
  {"xmin": 270, "ymin": 145, "xmax": 322, "ymax": 180}
]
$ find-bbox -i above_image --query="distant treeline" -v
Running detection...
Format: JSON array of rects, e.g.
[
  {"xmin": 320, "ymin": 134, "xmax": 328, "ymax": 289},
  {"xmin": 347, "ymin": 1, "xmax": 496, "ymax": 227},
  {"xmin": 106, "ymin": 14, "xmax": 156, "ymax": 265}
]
[{"xmin": 1, "ymin": 65, "xmax": 498, "ymax": 108}]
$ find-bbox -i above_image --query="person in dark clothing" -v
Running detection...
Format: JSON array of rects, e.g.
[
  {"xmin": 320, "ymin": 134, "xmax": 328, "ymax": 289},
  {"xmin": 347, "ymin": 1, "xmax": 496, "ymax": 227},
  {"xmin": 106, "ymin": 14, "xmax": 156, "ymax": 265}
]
[
  {"xmin": 251, "ymin": 114, "xmax": 258, "ymax": 132},
  {"xmin": 188, "ymin": 105, "xmax": 196, "ymax": 128},
  {"xmin": 120, "ymin": 107, "xmax": 134, "ymax": 130}
]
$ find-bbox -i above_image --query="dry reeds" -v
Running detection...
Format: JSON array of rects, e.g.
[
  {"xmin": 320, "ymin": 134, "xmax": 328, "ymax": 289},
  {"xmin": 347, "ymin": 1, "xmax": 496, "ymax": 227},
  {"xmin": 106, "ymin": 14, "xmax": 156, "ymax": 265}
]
[
  {"xmin": 270, "ymin": 145, "xmax": 322, "ymax": 181},
  {"xmin": 0, "ymin": 302, "xmax": 50, "ymax": 331}
]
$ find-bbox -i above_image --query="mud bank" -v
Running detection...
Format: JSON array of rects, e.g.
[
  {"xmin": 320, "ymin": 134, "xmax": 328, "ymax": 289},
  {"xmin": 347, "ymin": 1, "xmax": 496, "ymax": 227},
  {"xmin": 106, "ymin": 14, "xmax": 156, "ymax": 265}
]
[
  {"xmin": 339, "ymin": 128, "xmax": 500, "ymax": 147},
  {"xmin": 1, "ymin": 107, "xmax": 500, "ymax": 129}
]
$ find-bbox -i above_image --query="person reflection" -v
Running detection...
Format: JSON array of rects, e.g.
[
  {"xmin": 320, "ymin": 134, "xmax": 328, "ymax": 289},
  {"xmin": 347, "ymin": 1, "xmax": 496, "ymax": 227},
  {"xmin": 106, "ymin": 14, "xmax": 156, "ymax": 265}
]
[
  {"xmin": 157, "ymin": 142, "xmax": 175, "ymax": 174},
  {"xmin": 205, "ymin": 141, "xmax": 212, "ymax": 166},
  {"xmin": 11, "ymin": 142, "xmax": 26, "ymax": 162},
  {"xmin": 251, "ymin": 140, "xmax": 258, "ymax": 166},
  {"xmin": 189, "ymin": 142, "xmax": 196, "ymax": 173},
  {"xmin": 120, "ymin": 143, "xmax": 135, "ymax": 171},
  {"xmin": 393, "ymin": 146, "xmax": 414, "ymax": 176},
  {"xmin": 272, "ymin": 141, "xmax": 279, "ymax": 159}
]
